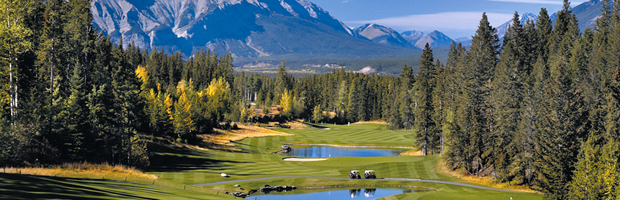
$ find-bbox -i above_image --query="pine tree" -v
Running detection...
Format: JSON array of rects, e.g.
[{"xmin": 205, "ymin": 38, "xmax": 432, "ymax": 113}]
[
  {"xmin": 444, "ymin": 43, "xmax": 471, "ymax": 171},
  {"xmin": 492, "ymin": 43, "xmax": 521, "ymax": 183},
  {"xmin": 413, "ymin": 44, "xmax": 436, "ymax": 155},
  {"xmin": 64, "ymin": 0, "xmax": 94, "ymax": 85},
  {"xmin": 464, "ymin": 12, "xmax": 500, "ymax": 176},
  {"xmin": 48, "ymin": 61, "xmax": 87, "ymax": 162},
  {"xmin": 536, "ymin": 8, "xmax": 553, "ymax": 61},
  {"xmin": 569, "ymin": 132, "xmax": 605, "ymax": 199},
  {"xmin": 400, "ymin": 65, "xmax": 414, "ymax": 130},
  {"xmin": 491, "ymin": 12, "xmax": 529, "ymax": 184},
  {"xmin": 534, "ymin": 2, "xmax": 589, "ymax": 198},
  {"xmin": 432, "ymin": 60, "xmax": 445, "ymax": 154},
  {"xmin": 111, "ymin": 43, "xmax": 144, "ymax": 165},
  {"xmin": 346, "ymin": 78, "xmax": 359, "ymax": 122},
  {"xmin": 275, "ymin": 61, "xmax": 291, "ymax": 98}
]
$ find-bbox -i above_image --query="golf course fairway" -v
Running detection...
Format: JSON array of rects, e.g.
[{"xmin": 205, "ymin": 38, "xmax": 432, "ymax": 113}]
[
  {"xmin": 150, "ymin": 123, "xmax": 542, "ymax": 199},
  {"xmin": 2, "ymin": 123, "xmax": 543, "ymax": 199}
]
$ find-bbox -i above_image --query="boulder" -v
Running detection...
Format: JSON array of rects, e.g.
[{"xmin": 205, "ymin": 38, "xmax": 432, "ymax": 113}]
[{"xmin": 228, "ymin": 192, "xmax": 248, "ymax": 198}]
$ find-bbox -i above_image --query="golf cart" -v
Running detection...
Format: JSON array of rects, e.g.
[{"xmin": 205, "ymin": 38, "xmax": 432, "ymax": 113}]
[
  {"xmin": 364, "ymin": 170, "xmax": 376, "ymax": 179},
  {"xmin": 349, "ymin": 170, "xmax": 361, "ymax": 179}
]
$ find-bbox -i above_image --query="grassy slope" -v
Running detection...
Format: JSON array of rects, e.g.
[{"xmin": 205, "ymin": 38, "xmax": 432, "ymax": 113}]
[
  {"xmin": 0, "ymin": 173, "xmax": 227, "ymax": 200},
  {"xmin": 148, "ymin": 123, "xmax": 542, "ymax": 200}
]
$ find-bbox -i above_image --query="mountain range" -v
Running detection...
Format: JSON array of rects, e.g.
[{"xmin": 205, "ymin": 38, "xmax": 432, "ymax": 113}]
[
  {"xmin": 352, "ymin": 24, "xmax": 457, "ymax": 49},
  {"xmin": 91, "ymin": 0, "xmax": 606, "ymax": 73},
  {"xmin": 91, "ymin": 0, "xmax": 417, "ymax": 59}
]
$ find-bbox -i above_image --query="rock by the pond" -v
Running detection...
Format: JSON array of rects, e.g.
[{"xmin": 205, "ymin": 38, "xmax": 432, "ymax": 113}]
[
  {"xmin": 227, "ymin": 192, "xmax": 247, "ymax": 198},
  {"xmin": 258, "ymin": 185, "xmax": 296, "ymax": 194},
  {"xmin": 248, "ymin": 189, "xmax": 258, "ymax": 195}
]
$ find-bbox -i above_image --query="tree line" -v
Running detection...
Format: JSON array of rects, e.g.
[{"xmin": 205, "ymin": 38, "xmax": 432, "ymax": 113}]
[{"xmin": 399, "ymin": 1, "xmax": 620, "ymax": 199}]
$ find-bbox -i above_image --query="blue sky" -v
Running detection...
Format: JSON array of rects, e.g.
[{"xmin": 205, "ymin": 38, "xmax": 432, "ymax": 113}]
[{"xmin": 310, "ymin": 0, "xmax": 589, "ymax": 38}]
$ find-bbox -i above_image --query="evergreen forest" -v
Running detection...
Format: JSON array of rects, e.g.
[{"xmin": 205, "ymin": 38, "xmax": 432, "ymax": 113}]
[{"xmin": 1, "ymin": 0, "xmax": 620, "ymax": 199}]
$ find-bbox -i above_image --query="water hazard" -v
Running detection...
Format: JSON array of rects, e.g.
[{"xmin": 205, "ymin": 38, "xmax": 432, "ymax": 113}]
[
  {"xmin": 250, "ymin": 188, "xmax": 423, "ymax": 200},
  {"xmin": 283, "ymin": 146, "xmax": 404, "ymax": 158}
]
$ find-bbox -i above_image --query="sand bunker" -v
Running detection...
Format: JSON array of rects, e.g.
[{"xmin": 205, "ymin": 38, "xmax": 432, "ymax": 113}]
[{"xmin": 283, "ymin": 158, "xmax": 328, "ymax": 162}]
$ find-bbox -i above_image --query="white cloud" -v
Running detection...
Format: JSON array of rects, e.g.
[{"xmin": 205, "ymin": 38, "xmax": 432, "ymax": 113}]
[
  {"xmin": 349, "ymin": 12, "xmax": 513, "ymax": 32},
  {"xmin": 488, "ymin": 0, "xmax": 587, "ymax": 5}
]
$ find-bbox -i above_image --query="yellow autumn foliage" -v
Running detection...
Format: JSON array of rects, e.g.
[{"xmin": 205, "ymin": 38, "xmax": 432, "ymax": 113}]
[
  {"xmin": 164, "ymin": 93, "xmax": 174, "ymax": 121},
  {"xmin": 280, "ymin": 89, "xmax": 293, "ymax": 115},
  {"xmin": 135, "ymin": 65, "xmax": 149, "ymax": 90},
  {"xmin": 174, "ymin": 90, "xmax": 195, "ymax": 134},
  {"xmin": 205, "ymin": 77, "xmax": 229, "ymax": 97}
]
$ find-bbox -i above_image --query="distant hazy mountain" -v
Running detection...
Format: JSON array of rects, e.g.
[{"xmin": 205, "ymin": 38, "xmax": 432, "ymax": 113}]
[
  {"xmin": 497, "ymin": 12, "xmax": 538, "ymax": 39},
  {"xmin": 414, "ymin": 30, "xmax": 453, "ymax": 49},
  {"xmin": 454, "ymin": 37, "xmax": 472, "ymax": 46},
  {"xmin": 496, "ymin": 0, "xmax": 603, "ymax": 39},
  {"xmin": 353, "ymin": 23, "xmax": 416, "ymax": 48},
  {"xmin": 401, "ymin": 30, "xmax": 425, "ymax": 45},
  {"xmin": 91, "ymin": 0, "xmax": 416, "ymax": 58},
  {"xmin": 573, "ymin": 0, "xmax": 603, "ymax": 31}
]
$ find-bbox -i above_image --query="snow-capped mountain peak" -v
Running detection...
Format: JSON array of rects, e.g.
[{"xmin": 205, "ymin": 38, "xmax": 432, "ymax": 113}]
[
  {"xmin": 91, "ymin": 0, "xmax": 374, "ymax": 58},
  {"xmin": 353, "ymin": 23, "xmax": 416, "ymax": 48}
]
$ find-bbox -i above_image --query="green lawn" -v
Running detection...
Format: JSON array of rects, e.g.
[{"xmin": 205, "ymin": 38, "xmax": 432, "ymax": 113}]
[
  {"xmin": 147, "ymin": 123, "xmax": 542, "ymax": 200},
  {"xmin": 2, "ymin": 123, "xmax": 541, "ymax": 199},
  {"xmin": 0, "ymin": 173, "xmax": 228, "ymax": 199}
]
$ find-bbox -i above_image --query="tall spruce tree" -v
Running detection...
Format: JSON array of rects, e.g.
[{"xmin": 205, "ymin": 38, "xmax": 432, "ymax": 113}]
[
  {"xmin": 414, "ymin": 44, "xmax": 436, "ymax": 155},
  {"xmin": 492, "ymin": 12, "xmax": 528, "ymax": 183},
  {"xmin": 464, "ymin": 12, "xmax": 500, "ymax": 176},
  {"xmin": 432, "ymin": 60, "xmax": 446, "ymax": 154},
  {"xmin": 400, "ymin": 65, "xmax": 414, "ymax": 130},
  {"xmin": 534, "ymin": 1, "xmax": 589, "ymax": 198}
]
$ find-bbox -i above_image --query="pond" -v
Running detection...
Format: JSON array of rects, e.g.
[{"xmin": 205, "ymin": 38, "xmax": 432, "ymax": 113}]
[
  {"xmin": 283, "ymin": 146, "xmax": 404, "ymax": 158},
  {"xmin": 249, "ymin": 188, "xmax": 423, "ymax": 200}
]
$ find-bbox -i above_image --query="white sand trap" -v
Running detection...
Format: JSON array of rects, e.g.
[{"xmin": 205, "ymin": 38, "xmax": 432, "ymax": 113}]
[{"xmin": 283, "ymin": 158, "xmax": 328, "ymax": 162}]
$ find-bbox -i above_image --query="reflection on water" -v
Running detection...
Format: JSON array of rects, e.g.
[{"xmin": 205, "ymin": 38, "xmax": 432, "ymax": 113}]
[
  {"xmin": 348, "ymin": 188, "xmax": 377, "ymax": 198},
  {"xmin": 284, "ymin": 146, "xmax": 404, "ymax": 158},
  {"xmin": 251, "ymin": 188, "xmax": 423, "ymax": 200}
]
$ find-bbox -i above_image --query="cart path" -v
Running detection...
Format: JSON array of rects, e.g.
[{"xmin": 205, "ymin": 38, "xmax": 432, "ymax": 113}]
[{"xmin": 191, "ymin": 176, "xmax": 520, "ymax": 193}]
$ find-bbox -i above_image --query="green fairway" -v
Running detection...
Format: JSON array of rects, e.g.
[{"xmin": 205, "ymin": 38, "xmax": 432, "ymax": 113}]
[
  {"xmin": 146, "ymin": 123, "xmax": 542, "ymax": 200},
  {"xmin": 0, "ymin": 173, "xmax": 228, "ymax": 199},
  {"xmin": 2, "ymin": 123, "xmax": 541, "ymax": 199}
]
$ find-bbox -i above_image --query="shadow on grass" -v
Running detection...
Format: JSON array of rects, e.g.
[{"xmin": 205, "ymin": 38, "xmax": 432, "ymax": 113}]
[
  {"xmin": 0, "ymin": 173, "xmax": 160, "ymax": 200},
  {"xmin": 304, "ymin": 123, "xmax": 330, "ymax": 129},
  {"xmin": 148, "ymin": 143, "xmax": 250, "ymax": 172}
]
